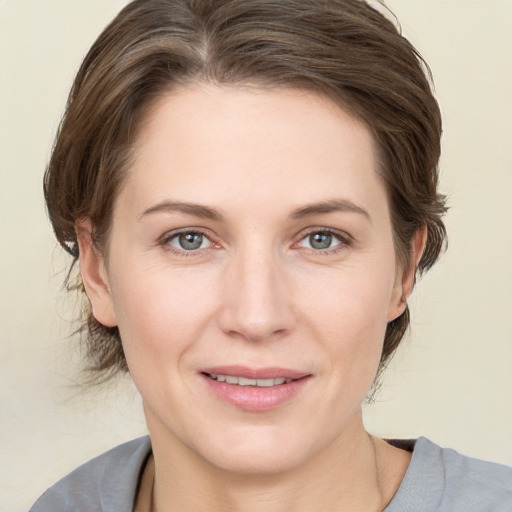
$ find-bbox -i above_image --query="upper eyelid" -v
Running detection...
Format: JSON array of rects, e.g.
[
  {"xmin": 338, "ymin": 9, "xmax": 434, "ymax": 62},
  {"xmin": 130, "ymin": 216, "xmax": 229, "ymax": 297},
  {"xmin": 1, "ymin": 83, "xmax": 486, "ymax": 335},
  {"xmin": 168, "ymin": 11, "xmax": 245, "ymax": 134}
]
[
  {"xmin": 294, "ymin": 226, "xmax": 352, "ymax": 243},
  {"xmin": 159, "ymin": 228, "xmax": 219, "ymax": 250},
  {"xmin": 158, "ymin": 226, "xmax": 352, "ymax": 250},
  {"xmin": 160, "ymin": 227, "xmax": 214, "ymax": 241}
]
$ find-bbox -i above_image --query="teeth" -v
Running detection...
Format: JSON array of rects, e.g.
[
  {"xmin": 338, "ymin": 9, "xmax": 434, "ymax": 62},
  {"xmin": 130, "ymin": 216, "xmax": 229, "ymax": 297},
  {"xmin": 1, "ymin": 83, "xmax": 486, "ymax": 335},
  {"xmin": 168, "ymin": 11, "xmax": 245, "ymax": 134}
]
[
  {"xmin": 256, "ymin": 378, "xmax": 274, "ymax": 387},
  {"xmin": 238, "ymin": 377, "xmax": 257, "ymax": 386},
  {"xmin": 208, "ymin": 374, "xmax": 292, "ymax": 387}
]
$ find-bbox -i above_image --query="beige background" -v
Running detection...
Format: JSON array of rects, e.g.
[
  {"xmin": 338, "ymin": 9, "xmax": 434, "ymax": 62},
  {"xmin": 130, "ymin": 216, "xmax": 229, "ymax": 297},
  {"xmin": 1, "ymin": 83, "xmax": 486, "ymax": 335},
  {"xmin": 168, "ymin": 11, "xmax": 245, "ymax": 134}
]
[{"xmin": 1, "ymin": 1, "xmax": 511, "ymax": 510}]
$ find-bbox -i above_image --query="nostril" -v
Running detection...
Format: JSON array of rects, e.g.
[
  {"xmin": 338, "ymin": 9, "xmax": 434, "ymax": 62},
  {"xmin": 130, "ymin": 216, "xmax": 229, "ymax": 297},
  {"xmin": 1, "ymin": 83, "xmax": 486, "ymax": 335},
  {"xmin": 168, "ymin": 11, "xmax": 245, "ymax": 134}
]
[{"xmin": 216, "ymin": 264, "xmax": 296, "ymax": 341}]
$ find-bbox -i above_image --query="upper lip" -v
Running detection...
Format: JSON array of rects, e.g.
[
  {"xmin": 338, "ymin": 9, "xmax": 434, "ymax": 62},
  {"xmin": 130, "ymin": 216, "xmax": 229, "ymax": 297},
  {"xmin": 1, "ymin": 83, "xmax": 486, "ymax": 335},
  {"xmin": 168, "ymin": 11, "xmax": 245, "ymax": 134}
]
[{"xmin": 200, "ymin": 365, "xmax": 310, "ymax": 380}]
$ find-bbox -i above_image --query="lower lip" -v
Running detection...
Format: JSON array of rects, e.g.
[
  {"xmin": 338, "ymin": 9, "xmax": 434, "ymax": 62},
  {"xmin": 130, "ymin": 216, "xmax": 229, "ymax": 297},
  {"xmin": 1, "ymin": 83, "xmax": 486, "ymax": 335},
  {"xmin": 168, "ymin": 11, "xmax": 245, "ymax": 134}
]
[{"xmin": 201, "ymin": 374, "xmax": 311, "ymax": 412}]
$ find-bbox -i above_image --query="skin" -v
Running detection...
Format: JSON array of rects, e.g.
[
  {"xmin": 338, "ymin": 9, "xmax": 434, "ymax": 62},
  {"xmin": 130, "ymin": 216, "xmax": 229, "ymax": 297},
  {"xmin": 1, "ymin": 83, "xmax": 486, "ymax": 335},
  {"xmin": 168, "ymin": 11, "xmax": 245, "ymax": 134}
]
[{"xmin": 78, "ymin": 84, "xmax": 425, "ymax": 511}]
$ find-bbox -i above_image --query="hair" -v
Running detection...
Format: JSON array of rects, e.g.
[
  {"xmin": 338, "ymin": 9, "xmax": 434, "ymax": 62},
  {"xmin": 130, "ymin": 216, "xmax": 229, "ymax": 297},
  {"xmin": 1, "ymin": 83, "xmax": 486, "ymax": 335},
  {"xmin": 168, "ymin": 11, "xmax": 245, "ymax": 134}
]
[{"xmin": 45, "ymin": 0, "xmax": 447, "ymax": 382}]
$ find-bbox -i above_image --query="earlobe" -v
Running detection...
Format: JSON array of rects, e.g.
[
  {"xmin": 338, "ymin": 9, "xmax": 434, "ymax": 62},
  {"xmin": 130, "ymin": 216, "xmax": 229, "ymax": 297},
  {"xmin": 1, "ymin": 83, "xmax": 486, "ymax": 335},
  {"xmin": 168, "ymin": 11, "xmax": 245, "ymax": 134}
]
[
  {"xmin": 387, "ymin": 227, "xmax": 427, "ymax": 322},
  {"xmin": 76, "ymin": 219, "xmax": 117, "ymax": 327}
]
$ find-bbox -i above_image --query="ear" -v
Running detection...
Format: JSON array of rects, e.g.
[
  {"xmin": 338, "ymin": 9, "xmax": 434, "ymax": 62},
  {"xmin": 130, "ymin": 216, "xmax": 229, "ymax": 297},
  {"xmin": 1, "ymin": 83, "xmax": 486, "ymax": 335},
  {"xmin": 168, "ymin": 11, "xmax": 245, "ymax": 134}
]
[
  {"xmin": 76, "ymin": 218, "xmax": 117, "ymax": 327},
  {"xmin": 387, "ymin": 227, "xmax": 427, "ymax": 322}
]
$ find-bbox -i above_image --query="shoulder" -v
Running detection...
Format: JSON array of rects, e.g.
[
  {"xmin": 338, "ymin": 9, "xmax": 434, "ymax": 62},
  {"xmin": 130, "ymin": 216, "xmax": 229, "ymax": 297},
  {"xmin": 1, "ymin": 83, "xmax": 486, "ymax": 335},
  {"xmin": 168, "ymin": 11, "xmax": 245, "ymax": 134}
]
[
  {"xmin": 387, "ymin": 437, "xmax": 512, "ymax": 512},
  {"xmin": 29, "ymin": 436, "xmax": 152, "ymax": 512}
]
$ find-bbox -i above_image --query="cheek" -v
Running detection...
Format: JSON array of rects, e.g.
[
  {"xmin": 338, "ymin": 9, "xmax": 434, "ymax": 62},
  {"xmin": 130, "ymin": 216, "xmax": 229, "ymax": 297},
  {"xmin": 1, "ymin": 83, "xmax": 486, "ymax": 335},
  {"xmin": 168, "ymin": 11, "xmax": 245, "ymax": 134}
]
[
  {"xmin": 299, "ymin": 262, "xmax": 395, "ymax": 367},
  {"xmin": 306, "ymin": 262, "xmax": 393, "ymax": 323},
  {"xmin": 108, "ymin": 261, "xmax": 219, "ymax": 366}
]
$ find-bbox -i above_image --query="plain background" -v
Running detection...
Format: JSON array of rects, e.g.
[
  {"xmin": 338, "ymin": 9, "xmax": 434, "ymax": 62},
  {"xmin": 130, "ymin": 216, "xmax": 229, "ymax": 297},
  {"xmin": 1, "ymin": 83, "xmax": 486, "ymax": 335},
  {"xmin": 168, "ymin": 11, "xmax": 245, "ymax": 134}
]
[{"xmin": 1, "ymin": 1, "xmax": 511, "ymax": 510}]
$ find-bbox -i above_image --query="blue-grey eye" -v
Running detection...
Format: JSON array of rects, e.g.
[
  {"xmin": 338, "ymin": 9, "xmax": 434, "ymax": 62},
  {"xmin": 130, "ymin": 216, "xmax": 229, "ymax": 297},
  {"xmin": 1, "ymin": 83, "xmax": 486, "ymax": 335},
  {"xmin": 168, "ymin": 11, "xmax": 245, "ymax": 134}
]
[
  {"xmin": 299, "ymin": 231, "xmax": 342, "ymax": 250},
  {"xmin": 169, "ymin": 232, "xmax": 210, "ymax": 251},
  {"xmin": 310, "ymin": 232, "xmax": 332, "ymax": 249}
]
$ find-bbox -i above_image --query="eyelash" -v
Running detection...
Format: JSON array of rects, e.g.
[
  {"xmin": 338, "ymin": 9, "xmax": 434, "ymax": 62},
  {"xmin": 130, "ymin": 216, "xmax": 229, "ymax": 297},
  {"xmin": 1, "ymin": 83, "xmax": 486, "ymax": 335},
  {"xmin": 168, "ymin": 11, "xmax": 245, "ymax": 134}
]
[
  {"xmin": 293, "ymin": 227, "xmax": 353, "ymax": 255},
  {"xmin": 158, "ymin": 227, "xmax": 352, "ymax": 257},
  {"xmin": 159, "ymin": 229, "xmax": 219, "ymax": 257}
]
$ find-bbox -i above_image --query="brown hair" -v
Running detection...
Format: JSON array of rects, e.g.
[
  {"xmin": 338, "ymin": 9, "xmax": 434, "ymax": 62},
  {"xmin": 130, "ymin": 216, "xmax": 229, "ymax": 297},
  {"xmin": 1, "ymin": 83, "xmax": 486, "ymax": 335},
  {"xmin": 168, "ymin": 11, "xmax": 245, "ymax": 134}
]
[{"xmin": 45, "ymin": 0, "xmax": 447, "ymax": 381}]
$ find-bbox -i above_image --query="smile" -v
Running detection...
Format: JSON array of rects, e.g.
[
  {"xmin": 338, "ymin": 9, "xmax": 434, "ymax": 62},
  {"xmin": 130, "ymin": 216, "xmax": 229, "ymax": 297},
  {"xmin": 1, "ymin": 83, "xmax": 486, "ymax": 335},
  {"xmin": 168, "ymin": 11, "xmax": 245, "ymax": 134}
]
[
  {"xmin": 206, "ymin": 373, "xmax": 294, "ymax": 387},
  {"xmin": 200, "ymin": 367, "xmax": 311, "ymax": 411}
]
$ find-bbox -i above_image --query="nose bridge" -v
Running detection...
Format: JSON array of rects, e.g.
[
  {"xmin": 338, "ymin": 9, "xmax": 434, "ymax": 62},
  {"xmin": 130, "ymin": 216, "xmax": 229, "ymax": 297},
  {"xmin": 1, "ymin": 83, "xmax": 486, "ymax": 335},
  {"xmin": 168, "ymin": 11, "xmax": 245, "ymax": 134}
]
[{"xmin": 218, "ymin": 238, "xmax": 294, "ymax": 341}]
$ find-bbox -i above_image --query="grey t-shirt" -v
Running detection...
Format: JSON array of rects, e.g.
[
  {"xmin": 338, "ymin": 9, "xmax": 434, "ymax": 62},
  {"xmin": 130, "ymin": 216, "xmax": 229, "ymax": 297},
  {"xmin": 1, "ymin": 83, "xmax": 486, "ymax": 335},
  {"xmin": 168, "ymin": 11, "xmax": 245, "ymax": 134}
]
[{"xmin": 30, "ymin": 436, "xmax": 512, "ymax": 511}]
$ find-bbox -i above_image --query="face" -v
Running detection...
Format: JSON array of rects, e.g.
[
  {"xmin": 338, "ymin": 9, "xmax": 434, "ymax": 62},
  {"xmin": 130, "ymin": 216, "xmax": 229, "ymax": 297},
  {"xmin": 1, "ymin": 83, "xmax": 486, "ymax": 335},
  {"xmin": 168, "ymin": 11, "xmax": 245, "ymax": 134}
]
[{"xmin": 80, "ymin": 85, "xmax": 415, "ymax": 474}]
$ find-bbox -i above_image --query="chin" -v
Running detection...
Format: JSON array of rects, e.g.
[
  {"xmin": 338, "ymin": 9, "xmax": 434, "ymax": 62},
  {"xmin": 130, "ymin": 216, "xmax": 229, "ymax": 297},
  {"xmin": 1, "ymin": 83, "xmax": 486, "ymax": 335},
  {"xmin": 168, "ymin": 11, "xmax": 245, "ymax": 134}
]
[
  {"xmin": 209, "ymin": 448, "xmax": 305, "ymax": 476},
  {"xmin": 193, "ymin": 424, "xmax": 320, "ymax": 476}
]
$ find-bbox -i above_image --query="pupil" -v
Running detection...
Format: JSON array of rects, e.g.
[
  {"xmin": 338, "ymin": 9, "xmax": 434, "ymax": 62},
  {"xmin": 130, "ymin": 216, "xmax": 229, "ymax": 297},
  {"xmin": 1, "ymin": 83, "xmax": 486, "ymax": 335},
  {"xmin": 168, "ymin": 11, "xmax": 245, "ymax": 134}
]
[
  {"xmin": 179, "ymin": 233, "xmax": 203, "ymax": 250},
  {"xmin": 310, "ymin": 232, "xmax": 332, "ymax": 250}
]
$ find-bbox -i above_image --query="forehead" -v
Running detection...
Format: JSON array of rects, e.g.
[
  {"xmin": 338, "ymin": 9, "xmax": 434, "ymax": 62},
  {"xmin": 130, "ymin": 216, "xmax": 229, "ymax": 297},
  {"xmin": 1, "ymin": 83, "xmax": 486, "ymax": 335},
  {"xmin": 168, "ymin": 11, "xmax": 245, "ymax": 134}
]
[
  {"xmin": 121, "ymin": 84, "xmax": 386, "ymax": 219},
  {"xmin": 136, "ymin": 84, "xmax": 374, "ymax": 161}
]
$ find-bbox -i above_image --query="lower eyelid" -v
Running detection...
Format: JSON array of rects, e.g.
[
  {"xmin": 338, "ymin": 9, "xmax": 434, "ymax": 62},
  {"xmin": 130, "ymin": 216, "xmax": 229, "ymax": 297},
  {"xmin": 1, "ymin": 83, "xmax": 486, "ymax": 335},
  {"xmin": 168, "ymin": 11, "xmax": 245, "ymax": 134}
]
[
  {"xmin": 160, "ymin": 230, "xmax": 211, "ymax": 248},
  {"xmin": 159, "ymin": 228, "xmax": 351, "ymax": 255},
  {"xmin": 296, "ymin": 229, "xmax": 351, "ymax": 248}
]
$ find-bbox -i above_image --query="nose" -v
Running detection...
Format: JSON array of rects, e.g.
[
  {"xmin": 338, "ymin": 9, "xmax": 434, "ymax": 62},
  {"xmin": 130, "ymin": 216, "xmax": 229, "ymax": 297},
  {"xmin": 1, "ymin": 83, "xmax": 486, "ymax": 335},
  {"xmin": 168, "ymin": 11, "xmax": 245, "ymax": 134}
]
[{"xmin": 217, "ymin": 245, "xmax": 296, "ymax": 342}]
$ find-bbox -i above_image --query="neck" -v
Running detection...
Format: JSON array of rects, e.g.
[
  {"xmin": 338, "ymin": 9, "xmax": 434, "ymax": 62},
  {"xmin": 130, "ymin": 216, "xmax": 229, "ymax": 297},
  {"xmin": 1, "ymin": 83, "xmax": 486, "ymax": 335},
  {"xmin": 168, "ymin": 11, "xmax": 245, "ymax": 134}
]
[{"xmin": 143, "ymin": 410, "xmax": 407, "ymax": 512}]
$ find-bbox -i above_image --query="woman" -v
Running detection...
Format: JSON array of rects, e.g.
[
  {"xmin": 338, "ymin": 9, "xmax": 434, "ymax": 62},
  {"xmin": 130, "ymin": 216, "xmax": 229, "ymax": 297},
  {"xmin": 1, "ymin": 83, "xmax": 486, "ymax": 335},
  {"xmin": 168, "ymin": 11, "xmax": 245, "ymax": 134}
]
[{"xmin": 30, "ymin": 0, "xmax": 512, "ymax": 510}]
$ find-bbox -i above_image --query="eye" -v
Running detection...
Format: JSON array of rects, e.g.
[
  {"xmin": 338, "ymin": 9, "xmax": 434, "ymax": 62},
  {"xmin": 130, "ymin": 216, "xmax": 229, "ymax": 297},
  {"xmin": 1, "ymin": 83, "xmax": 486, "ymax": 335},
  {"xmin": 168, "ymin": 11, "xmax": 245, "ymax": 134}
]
[
  {"xmin": 297, "ymin": 229, "xmax": 349, "ymax": 252},
  {"xmin": 307, "ymin": 232, "xmax": 337, "ymax": 250},
  {"xmin": 166, "ymin": 231, "xmax": 212, "ymax": 251}
]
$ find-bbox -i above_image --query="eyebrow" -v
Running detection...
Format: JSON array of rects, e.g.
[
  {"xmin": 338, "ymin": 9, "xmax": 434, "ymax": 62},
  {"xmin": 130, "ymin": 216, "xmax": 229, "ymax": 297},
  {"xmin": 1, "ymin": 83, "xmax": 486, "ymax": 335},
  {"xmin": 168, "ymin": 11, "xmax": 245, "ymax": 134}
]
[
  {"xmin": 139, "ymin": 198, "xmax": 370, "ymax": 223},
  {"xmin": 289, "ymin": 199, "xmax": 371, "ymax": 221},
  {"xmin": 139, "ymin": 200, "xmax": 224, "ymax": 221}
]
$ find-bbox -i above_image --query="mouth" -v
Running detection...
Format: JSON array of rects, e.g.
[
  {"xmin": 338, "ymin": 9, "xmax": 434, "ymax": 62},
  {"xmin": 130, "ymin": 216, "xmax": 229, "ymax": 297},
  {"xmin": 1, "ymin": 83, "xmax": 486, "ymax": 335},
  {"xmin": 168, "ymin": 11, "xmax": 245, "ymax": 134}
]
[
  {"xmin": 200, "ymin": 366, "xmax": 311, "ymax": 411},
  {"xmin": 203, "ymin": 373, "xmax": 295, "ymax": 387}
]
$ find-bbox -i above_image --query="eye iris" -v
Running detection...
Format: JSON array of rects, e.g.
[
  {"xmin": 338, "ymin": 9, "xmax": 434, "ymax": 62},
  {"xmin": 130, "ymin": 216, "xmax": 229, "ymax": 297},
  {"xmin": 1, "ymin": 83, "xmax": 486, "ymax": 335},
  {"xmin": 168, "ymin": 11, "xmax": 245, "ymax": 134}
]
[
  {"xmin": 179, "ymin": 233, "xmax": 203, "ymax": 250},
  {"xmin": 310, "ymin": 232, "xmax": 332, "ymax": 250}
]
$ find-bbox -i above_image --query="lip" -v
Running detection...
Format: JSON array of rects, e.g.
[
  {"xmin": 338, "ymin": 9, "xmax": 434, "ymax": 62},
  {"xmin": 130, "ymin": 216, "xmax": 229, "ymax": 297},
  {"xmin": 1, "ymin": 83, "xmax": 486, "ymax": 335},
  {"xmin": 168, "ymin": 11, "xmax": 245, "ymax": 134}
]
[
  {"xmin": 201, "ymin": 365, "xmax": 310, "ymax": 380},
  {"xmin": 199, "ymin": 365, "xmax": 312, "ymax": 412}
]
